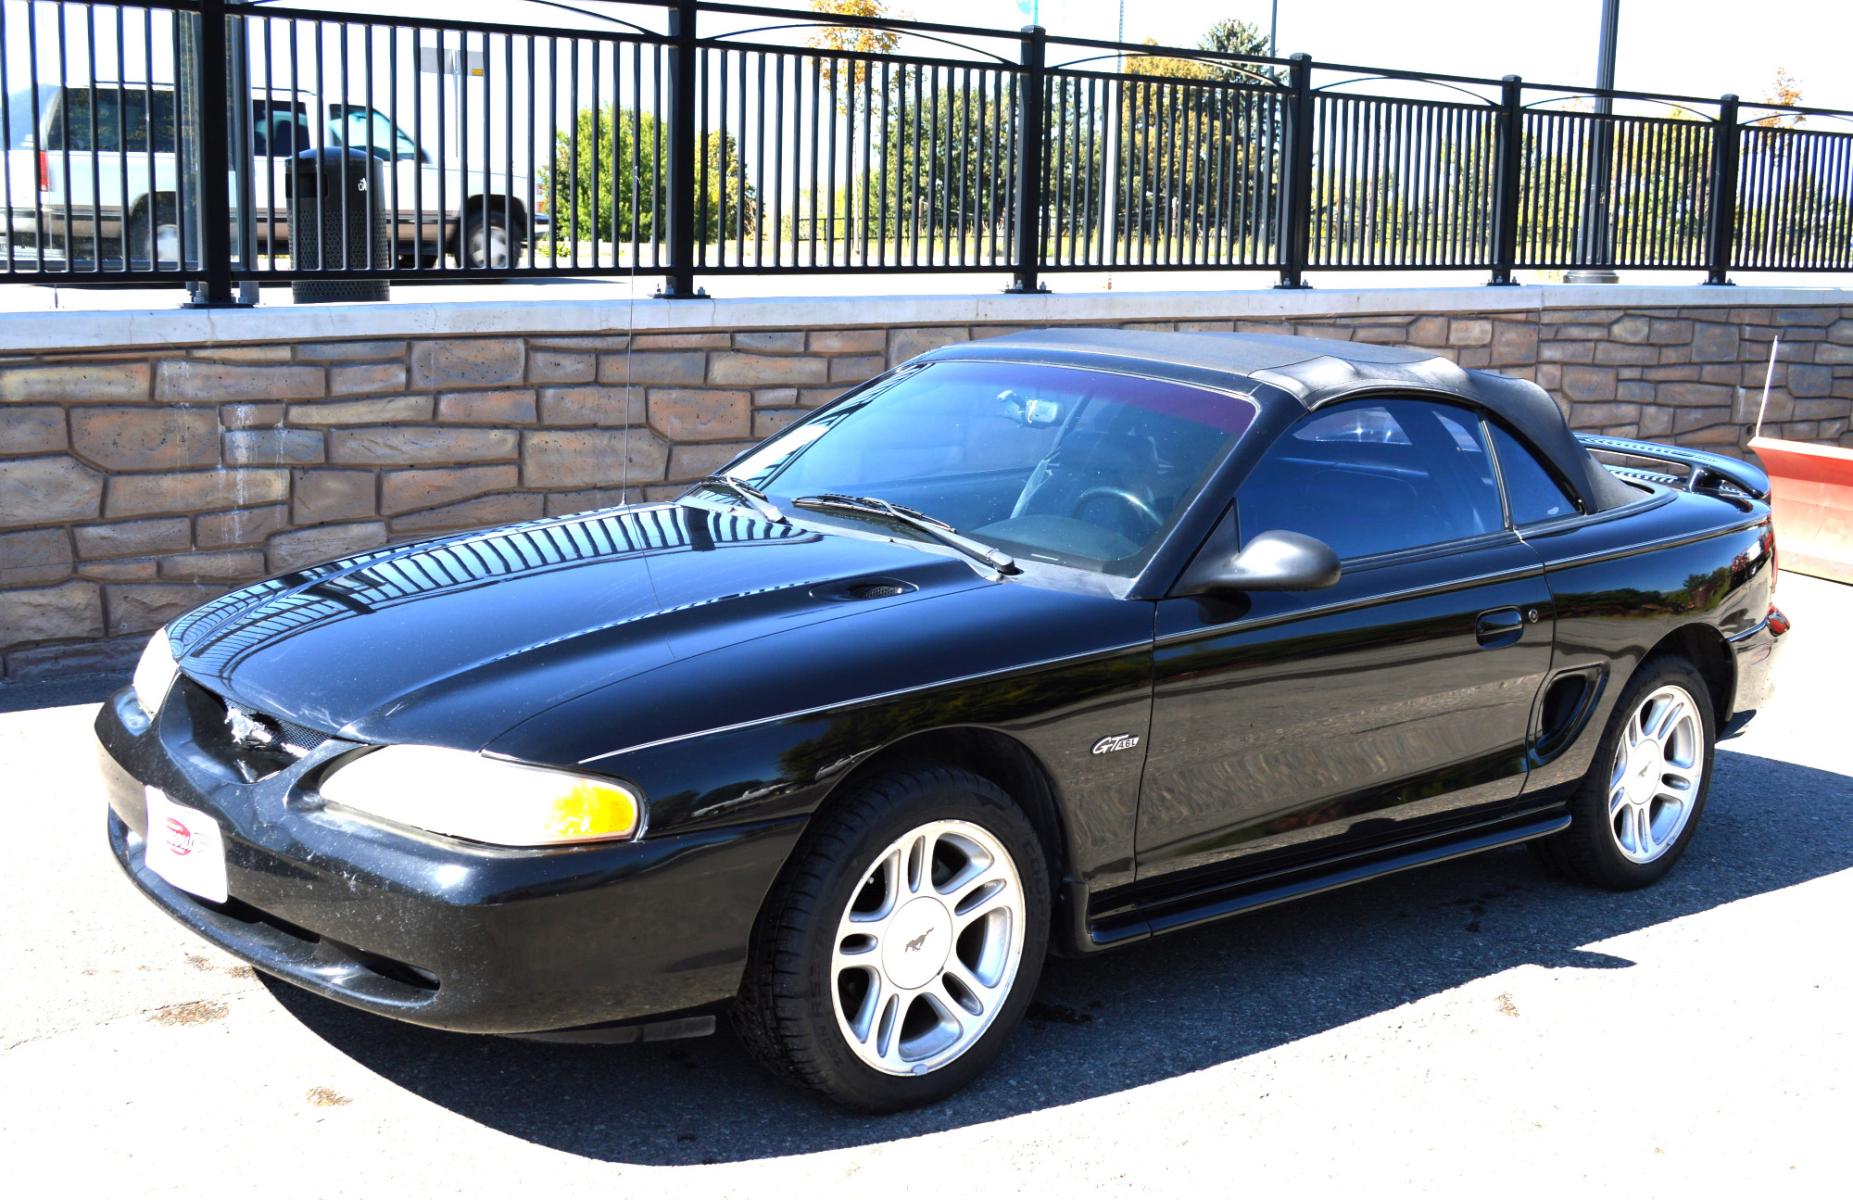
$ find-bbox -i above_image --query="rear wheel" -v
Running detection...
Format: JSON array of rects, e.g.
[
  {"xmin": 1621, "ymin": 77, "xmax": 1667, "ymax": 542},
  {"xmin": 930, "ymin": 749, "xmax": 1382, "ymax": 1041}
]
[
  {"xmin": 129, "ymin": 198, "xmax": 180, "ymax": 269},
  {"xmin": 735, "ymin": 763, "xmax": 1050, "ymax": 1111},
  {"xmin": 1533, "ymin": 655, "xmax": 1715, "ymax": 890},
  {"xmin": 461, "ymin": 206, "xmax": 513, "ymax": 269}
]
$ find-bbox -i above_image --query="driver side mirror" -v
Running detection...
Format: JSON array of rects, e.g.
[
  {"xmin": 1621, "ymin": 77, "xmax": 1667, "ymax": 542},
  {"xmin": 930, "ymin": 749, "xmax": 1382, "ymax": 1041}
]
[{"xmin": 1178, "ymin": 529, "xmax": 1342, "ymax": 595}]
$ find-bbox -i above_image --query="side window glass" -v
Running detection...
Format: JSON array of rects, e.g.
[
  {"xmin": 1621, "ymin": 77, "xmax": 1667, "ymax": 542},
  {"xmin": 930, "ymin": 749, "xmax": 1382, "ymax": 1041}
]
[
  {"xmin": 147, "ymin": 90, "xmax": 178, "ymax": 154},
  {"xmin": 53, "ymin": 88, "xmax": 171, "ymax": 152},
  {"xmin": 46, "ymin": 88, "xmax": 90, "ymax": 150},
  {"xmin": 251, "ymin": 101, "xmax": 310, "ymax": 157},
  {"xmin": 1489, "ymin": 422, "xmax": 1578, "ymax": 525},
  {"xmin": 1237, "ymin": 398, "xmax": 1505, "ymax": 560}
]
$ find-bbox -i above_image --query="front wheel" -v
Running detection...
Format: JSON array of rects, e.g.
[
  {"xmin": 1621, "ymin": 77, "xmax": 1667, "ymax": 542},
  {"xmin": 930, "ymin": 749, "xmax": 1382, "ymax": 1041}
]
[
  {"xmin": 1533, "ymin": 655, "xmax": 1716, "ymax": 890},
  {"xmin": 734, "ymin": 763, "xmax": 1050, "ymax": 1111}
]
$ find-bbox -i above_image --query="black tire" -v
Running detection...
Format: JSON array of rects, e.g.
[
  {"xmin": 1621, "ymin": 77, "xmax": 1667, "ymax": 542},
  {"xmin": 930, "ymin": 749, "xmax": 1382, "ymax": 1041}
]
[
  {"xmin": 460, "ymin": 205, "xmax": 513, "ymax": 269},
  {"xmin": 128, "ymin": 197, "xmax": 180, "ymax": 269},
  {"xmin": 1532, "ymin": 654, "xmax": 1716, "ymax": 890},
  {"xmin": 734, "ymin": 762, "xmax": 1051, "ymax": 1112}
]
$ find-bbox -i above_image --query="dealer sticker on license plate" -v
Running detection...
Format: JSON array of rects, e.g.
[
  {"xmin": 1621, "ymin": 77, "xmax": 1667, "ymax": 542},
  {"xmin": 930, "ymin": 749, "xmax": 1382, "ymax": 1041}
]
[{"xmin": 143, "ymin": 786, "xmax": 229, "ymax": 904}]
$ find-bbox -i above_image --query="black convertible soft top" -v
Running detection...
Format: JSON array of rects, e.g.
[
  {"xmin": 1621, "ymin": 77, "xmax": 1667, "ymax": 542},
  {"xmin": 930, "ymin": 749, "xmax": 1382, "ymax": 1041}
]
[{"xmin": 927, "ymin": 328, "xmax": 1640, "ymax": 513}]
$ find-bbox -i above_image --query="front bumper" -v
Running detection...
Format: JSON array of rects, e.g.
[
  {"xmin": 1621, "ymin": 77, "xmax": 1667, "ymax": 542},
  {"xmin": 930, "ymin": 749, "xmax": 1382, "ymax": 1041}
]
[{"xmin": 98, "ymin": 680, "xmax": 799, "ymax": 1036}]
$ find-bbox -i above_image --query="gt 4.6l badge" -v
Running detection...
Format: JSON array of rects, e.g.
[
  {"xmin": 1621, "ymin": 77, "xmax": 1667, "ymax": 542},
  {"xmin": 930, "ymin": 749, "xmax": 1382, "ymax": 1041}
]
[{"xmin": 1090, "ymin": 733, "xmax": 1141, "ymax": 756}]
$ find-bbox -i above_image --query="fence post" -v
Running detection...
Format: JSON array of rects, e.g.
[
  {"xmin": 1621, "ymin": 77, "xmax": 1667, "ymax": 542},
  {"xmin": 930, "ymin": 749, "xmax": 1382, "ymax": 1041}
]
[
  {"xmin": 1007, "ymin": 25, "xmax": 1047, "ymax": 294},
  {"xmin": 1489, "ymin": 75, "xmax": 1523, "ymax": 286},
  {"xmin": 1276, "ymin": 52, "xmax": 1313, "ymax": 289},
  {"xmin": 1705, "ymin": 93, "xmax": 1740, "ymax": 286},
  {"xmin": 659, "ymin": 0, "xmax": 700, "ymax": 298},
  {"xmin": 188, "ymin": 0, "xmax": 237, "ymax": 306}
]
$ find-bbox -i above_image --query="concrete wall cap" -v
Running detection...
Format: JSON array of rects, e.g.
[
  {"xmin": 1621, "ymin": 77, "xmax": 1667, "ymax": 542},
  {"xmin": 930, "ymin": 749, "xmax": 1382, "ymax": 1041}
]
[{"xmin": 2, "ymin": 284, "xmax": 1848, "ymax": 355}]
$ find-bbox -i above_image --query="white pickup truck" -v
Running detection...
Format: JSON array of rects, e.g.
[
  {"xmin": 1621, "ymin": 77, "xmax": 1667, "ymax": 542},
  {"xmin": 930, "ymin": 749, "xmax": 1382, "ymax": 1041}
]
[{"xmin": 1, "ymin": 81, "xmax": 545, "ymax": 272}]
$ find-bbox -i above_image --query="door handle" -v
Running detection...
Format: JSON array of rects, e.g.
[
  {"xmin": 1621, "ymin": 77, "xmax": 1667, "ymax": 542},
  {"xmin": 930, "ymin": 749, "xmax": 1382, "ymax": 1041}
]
[{"xmin": 1475, "ymin": 607, "xmax": 1525, "ymax": 648}]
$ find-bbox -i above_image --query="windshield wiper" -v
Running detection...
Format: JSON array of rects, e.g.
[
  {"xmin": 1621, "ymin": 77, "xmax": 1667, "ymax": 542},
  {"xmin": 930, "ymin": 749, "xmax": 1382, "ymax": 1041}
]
[
  {"xmin": 792, "ymin": 493, "xmax": 1018, "ymax": 575},
  {"xmin": 697, "ymin": 474, "xmax": 787, "ymax": 525}
]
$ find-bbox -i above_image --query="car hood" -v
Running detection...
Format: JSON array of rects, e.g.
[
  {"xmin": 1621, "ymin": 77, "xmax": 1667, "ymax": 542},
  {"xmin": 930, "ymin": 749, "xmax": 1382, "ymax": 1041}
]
[{"xmin": 166, "ymin": 502, "xmax": 992, "ymax": 748}]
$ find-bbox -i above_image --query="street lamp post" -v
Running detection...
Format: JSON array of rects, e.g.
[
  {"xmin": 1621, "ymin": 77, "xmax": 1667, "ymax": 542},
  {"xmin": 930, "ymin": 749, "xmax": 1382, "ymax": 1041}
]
[{"xmin": 1567, "ymin": 0, "xmax": 1622, "ymax": 283}]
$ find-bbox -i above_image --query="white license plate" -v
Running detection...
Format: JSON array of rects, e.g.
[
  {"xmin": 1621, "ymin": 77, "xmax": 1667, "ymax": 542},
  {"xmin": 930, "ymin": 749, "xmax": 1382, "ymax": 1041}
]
[{"xmin": 143, "ymin": 786, "xmax": 229, "ymax": 904}]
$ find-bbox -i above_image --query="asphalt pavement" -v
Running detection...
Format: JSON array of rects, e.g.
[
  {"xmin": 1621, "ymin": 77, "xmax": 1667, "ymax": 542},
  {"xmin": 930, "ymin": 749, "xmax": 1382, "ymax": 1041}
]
[{"xmin": 3, "ymin": 574, "xmax": 1847, "ymax": 1197}]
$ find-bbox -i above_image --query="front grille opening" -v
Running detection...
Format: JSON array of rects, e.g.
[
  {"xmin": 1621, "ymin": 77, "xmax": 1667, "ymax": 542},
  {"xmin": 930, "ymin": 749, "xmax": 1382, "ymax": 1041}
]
[
  {"xmin": 193, "ymin": 894, "xmax": 440, "ymax": 994},
  {"xmin": 179, "ymin": 678, "xmax": 336, "ymax": 782}
]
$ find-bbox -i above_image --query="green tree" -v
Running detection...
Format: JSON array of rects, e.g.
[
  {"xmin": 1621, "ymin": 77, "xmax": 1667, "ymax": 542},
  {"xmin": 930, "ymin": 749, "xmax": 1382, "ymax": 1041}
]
[
  {"xmin": 546, "ymin": 107, "xmax": 662, "ymax": 246},
  {"xmin": 1117, "ymin": 30, "xmax": 1281, "ymax": 259},
  {"xmin": 875, "ymin": 66, "xmax": 1020, "ymax": 256},
  {"xmin": 1198, "ymin": 18, "xmax": 1272, "ymax": 80},
  {"xmin": 546, "ymin": 106, "xmax": 753, "ymax": 247},
  {"xmin": 808, "ymin": 0, "xmax": 900, "ymax": 114},
  {"xmin": 1735, "ymin": 69, "xmax": 1851, "ymax": 267}
]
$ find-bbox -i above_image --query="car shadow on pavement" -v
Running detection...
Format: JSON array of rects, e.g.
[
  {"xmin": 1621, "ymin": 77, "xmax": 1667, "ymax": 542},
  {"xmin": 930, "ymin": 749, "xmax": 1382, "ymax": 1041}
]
[{"xmin": 264, "ymin": 744, "xmax": 1852, "ymax": 1164}]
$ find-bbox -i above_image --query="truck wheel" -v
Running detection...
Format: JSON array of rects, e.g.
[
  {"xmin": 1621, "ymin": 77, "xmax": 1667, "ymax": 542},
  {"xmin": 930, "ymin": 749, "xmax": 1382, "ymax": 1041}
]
[
  {"xmin": 129, "ymin": 198, "xmax": 180, "ymax": 268},
  {"xmin": 1532, "ymin": 655, "xmax": 1715, "ymax": 890},
  {"xmin": 734, "ymin": 763, "xmax": 1050, "ymax": 1111},
  {"xmin": 462, "ymin": 207, "xmax": 511, "ymax": 269}
]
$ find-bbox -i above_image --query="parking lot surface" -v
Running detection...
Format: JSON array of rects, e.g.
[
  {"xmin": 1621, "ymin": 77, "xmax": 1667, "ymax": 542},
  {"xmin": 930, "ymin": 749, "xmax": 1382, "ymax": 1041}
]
[{"xmin": 3, "ymin": 573, "xmax": 1847, "ymax": 1197}]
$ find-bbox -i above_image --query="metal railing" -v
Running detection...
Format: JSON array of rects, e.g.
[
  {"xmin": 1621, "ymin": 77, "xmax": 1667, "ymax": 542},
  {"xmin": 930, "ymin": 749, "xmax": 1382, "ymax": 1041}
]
[{"xmin": 1, "ymin": 0, "xmax": 1849, "ymax": 302}]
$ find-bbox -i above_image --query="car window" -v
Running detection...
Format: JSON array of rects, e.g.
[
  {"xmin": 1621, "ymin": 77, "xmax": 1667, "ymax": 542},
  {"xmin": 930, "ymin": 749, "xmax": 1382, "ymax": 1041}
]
[
  {"xmin": 43, "ymin": 86, "xmax": 177, "ymax": 153},
  {"xmin": 730, "ymin": 361, "xmax": 1259, "ymax": 576},
  {"xmin": 1489, "ymin": 421, "xmax": 1578, "ymax": 525},
  {"xmin": 327, "ymin": 106, "xmax": 418, "ymax": 159},
  {"xmin": 252, "ymin": 99, "xmax": 311, "ymax": 157},
  {"xmin": 1238, "ymin": 398, "xmax": 1505, "ymax": 560},
  {"xmin": 5, "ymin": 86, "xmax": 56, "ymax": 148}
]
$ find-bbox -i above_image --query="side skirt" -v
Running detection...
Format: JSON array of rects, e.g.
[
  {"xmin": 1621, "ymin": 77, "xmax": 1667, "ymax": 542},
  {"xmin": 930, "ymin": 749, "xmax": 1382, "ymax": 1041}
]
[{"xmin": 1075, "ymin": 807, "xmax": 1572, "ymax": 951}]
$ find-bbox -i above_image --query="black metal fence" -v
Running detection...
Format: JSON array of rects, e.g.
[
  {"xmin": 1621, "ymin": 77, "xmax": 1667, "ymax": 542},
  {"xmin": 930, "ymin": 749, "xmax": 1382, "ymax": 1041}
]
[{"xmin": 1, "ymin": 0, "xmax": 1849, "ymax": 302}]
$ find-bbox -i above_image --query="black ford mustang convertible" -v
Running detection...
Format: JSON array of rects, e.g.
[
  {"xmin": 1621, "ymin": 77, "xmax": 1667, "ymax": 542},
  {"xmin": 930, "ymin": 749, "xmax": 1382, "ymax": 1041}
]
[{"xmin": 99, "ymin": 330, "xmax": 1787, "ymax": 1110}]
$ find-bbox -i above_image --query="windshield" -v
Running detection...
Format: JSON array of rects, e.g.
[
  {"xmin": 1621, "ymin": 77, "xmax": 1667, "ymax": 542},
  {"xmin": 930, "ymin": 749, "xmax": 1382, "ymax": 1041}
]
[
  {"xmin": 726, "ymin": 360, "xmax": 1258, "ymax": 576},
  {"xmin": 327, "ymin": 105, "xmax": 420, "ymax": 159}
]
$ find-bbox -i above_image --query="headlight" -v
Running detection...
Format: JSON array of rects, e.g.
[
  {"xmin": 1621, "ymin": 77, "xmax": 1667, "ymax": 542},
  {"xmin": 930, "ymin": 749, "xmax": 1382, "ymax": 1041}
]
[
  {"xmin": 131, "ymin": 627, "xmax": 180, "ymax": 718},
  {"xmin": 318, "ymin": 746, "xmax": 642, "ymax": 847}
]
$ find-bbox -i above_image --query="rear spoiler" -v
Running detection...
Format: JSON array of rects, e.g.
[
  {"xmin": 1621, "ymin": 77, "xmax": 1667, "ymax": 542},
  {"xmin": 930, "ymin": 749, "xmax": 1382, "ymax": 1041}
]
[{"xmin": 1577, "ymin": 434, "xmax": 1770, "ymax": 500}]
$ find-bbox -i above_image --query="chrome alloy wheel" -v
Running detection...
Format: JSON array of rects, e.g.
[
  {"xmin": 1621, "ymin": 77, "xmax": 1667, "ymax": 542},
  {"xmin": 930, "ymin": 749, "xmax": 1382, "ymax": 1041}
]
[
  {"xmin": 831, "ymin": 819, "xmax": 1026, "ymax": 1076},
  {"xmin": 153, "ymin": 222, "xmax": 181, "ymax": 266},
  {"xmin": 1608, "ymin": 684, "xmax": 1705, "ymax": 863},
  {"xmin": 468, "ymin": 221, "xmax": 510, "ymax": 268}
]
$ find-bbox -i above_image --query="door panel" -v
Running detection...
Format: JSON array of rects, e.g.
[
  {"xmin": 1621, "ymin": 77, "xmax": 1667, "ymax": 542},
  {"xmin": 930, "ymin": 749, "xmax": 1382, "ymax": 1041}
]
[{"xmin": 1138, "ymin": 538, "xmax": 1555, "ymax": 883}]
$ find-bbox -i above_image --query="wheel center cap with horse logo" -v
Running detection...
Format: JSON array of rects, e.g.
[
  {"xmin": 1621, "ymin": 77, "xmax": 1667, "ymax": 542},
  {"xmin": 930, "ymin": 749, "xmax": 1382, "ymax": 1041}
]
[{"xmin": 882, "ymin": 896, "xmax": 953, "ymax": 990}]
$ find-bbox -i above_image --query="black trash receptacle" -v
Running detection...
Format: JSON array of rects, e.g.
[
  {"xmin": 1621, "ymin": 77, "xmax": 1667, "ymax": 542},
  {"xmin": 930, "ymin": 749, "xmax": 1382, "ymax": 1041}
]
[{"xmin": 288, "ymin": 148, "xmax": 390, "ymax": 304}]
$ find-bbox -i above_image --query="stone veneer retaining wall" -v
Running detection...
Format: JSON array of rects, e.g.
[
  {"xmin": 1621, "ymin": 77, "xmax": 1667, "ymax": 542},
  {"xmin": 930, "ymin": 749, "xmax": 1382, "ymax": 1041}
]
[{"xmin": 2, "ymin": 286, "xmax": 1850, "ymax": 681}]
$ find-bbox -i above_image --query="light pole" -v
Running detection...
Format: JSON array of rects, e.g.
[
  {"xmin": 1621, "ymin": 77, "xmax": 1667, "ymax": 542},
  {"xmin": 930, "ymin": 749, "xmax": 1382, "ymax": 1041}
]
[
  {"xmin": 1567, "ymin": 0, "xmax": 1621, "ymax": 283},
  {"xmin": 1100, "ymin": 0, "xmax": 1124, "ymax": 274}
]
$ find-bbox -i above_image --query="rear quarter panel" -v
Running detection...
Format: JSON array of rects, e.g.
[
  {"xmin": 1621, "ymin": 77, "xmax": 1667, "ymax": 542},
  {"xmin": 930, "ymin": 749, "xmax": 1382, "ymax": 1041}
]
[{"xmin": 1520, "ymin": 486, "xmax": 1774, "ymax": 793}]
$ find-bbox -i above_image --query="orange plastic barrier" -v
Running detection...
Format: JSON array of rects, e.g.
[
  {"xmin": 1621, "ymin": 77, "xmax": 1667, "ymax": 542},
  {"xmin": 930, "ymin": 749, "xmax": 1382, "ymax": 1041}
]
[{"xmin": 1749, "ymin": 436, "xmax": 1853, "ymax": 585}]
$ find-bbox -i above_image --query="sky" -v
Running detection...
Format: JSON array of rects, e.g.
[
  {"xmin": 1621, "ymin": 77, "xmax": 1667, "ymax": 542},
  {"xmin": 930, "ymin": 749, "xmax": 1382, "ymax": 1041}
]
[
  {"xmin": 925, "ymin": 0, "xmax": 1853, "ymax": 113},
  {"xmin": 8, "ymin": 1, "xmax": 1849, "ymax": 117}
]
